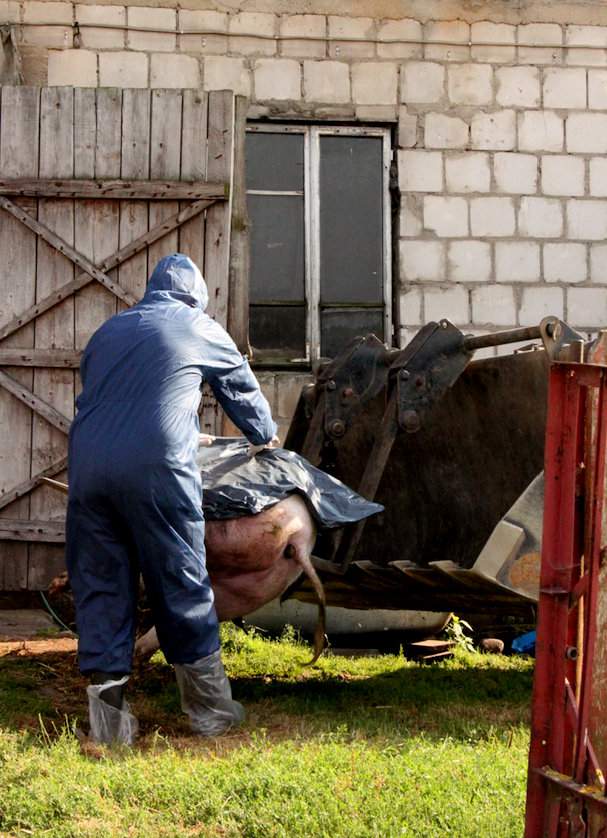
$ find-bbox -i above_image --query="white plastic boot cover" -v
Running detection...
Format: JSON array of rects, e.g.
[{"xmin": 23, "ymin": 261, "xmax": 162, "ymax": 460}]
[
  {"xmin": 174, "ymin": 649, "xmax": 245, "ymax": 736},
  {"xmin": 86, "ymin": 676, "xmax": 139, "ymax": 745}
]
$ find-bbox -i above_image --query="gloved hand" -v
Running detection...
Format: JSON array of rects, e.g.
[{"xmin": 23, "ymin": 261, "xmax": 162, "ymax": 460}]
[{"xmin": 248, "ymin": 435, "xmax": 280, "ymax": 457}]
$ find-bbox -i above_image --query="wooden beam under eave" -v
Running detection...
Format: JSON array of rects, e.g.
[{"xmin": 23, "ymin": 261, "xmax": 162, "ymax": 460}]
[
  {"xmin": 0, "ymin": 518, "xmax": 66, "ymax": 543},
  {"xmin": 0, "ymin": 349, "xmax": 82, "ymax": 367},
  {"xmin": 0, "ymin": 179, "xmax": 229, "ymax": 201}
]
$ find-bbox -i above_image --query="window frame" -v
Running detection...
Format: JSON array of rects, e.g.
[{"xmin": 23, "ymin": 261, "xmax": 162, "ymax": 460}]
[{"xmin": 246, "ymin": 122, "xmax": 393, "ymax": 364}]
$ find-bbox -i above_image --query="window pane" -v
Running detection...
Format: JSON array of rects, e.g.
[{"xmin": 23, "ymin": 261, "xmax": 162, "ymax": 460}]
[
  {"xmin": 250, "ymin": 305, "xmax": 306, "ymax": 357},
  {"xmin": 249, "ymin": 195, "xmax": 305, "ymax": 302},
  {"xmin": 320, "ymin": 308, "xmax": 384, "ymax": 357},
  {"xmin": 319, "ymin": 135, "xmax": 384, "ymax": 304},
  {"xmin": 246, "ymin": 132, "xmax": 304, "ymax": 191}
]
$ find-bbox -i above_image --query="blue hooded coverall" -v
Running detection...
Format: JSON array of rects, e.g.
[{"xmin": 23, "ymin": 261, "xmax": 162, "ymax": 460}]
[{"xmin": 66, "ymin": 254, "xmax": 276, "ymax": 675}]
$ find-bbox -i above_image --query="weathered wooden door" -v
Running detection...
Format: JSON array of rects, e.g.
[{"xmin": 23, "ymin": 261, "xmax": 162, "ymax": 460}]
[{"xmin": 0, "ymin": 86, "xmax": 241, "ymax": 591}]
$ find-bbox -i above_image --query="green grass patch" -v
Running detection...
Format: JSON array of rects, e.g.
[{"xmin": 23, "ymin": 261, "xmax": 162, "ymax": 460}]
[{"xmin": 0, "ymin": 626, "xmax": 534, "ymax": 837}]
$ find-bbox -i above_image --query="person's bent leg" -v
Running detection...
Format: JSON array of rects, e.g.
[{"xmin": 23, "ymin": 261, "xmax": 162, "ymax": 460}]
[
  {"xmin": 126, "ymin": 481, "xmax": 244, "ymax": 735},
  {"xmin": 66, "ymin": 496, "xmax": 139, "ymax": 744},
  {"xmin": 174, "ymin": 650, "xmax": 245, "ymax": 736}
]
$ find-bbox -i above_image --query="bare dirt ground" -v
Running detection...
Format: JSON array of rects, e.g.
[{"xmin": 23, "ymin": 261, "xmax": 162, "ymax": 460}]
[{"xmin": 0, "ymin": 634, "xmax": 302, "ymax": 753}]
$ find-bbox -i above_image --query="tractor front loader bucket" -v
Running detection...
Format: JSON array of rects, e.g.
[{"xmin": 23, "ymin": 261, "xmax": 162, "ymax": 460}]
[{"xmin": 285, "ymin": 317, "xmax": 584, "ymax": 618}]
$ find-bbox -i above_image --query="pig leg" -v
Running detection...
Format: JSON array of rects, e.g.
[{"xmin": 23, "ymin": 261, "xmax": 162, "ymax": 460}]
[{"xmin": 135, "ymin": 626, "xmax": 159, "ymax": 657}]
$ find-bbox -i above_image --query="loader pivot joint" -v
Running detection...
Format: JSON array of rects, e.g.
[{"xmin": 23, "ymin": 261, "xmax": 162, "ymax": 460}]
[
  {"xmin": 392, "ymin": 320, "xmax": 471, "ymax": 434},
  {"xmin": 319, "ymin": 334, "xmax": 392, "ymax": 440}
]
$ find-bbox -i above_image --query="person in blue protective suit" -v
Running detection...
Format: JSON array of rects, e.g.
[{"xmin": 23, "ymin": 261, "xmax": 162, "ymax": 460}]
[{"xmin": 66, "ymin": 253, "xmax": 277, "ymax": 744}]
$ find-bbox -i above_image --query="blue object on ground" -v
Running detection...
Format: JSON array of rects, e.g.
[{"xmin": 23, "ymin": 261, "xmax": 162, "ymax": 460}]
[
  {"xmin": 66, "ymin": 254, "xmax": 276, "ymax": 675},
  {"xmin": 512, "ymin": 629, "xmax": 536, "ymax": 656}
]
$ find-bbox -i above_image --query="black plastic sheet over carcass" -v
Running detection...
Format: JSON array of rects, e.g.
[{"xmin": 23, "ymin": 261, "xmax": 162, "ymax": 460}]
[{"xmin": 197, "ymin": 439, "xmax": 383, "ymax": 528}]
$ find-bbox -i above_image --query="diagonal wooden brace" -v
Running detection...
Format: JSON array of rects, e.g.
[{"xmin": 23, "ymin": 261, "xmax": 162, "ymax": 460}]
[
  {"xmin": 0, "ymin": 369, "xmax": 72, "ymax": 434},
  {"xmin": 0, "ymin": 197, "xmax": 215, "ymax": 343},
  {"xmin": 0, "ymin": 196, "xmax": 136, "ymax": 306},
  {"xmin": 0, "ymin": 455, "xmax": 68, "ymax": 512}
]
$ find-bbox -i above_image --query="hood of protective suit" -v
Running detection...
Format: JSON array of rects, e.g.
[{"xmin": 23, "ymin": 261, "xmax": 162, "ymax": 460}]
[{"xmin": 145, "ymin": 253, "xmax": 209, "ymax": 310}]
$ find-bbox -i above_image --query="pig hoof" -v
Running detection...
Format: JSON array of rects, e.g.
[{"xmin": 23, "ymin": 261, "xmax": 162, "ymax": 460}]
[{"xmin": 135, "ymin": 627, "xmax": 159, "ymax": 658}]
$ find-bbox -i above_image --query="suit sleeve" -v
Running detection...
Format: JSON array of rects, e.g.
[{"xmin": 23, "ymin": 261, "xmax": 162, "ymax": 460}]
[{"xmin": 200, "ymin": 320, "xmax": 277, "ymax": 445}]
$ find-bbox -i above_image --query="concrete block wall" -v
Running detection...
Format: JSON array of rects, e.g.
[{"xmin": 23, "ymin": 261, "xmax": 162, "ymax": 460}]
[
  {"xmin": 252, "ymin": 372, "xmax": 313, "ymax": 442},
  {"xmin": 11, "ymin": 1, "xmax": 607, "ymax": 412},
  {"xmin": 397, "ymin": 55, "xmax": 607, "ymax": 351}
]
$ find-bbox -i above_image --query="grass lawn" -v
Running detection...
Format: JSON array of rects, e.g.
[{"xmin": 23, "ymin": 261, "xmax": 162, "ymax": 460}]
[{"xmin": 0, "ymin": 625, "xmax": 534, "ymax": 837}]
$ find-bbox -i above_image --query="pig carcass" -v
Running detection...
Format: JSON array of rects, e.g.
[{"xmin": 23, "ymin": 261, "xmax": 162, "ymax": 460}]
[{"xmin": 135, "ymin": 494, "xmax": 325, "ymax": 660}]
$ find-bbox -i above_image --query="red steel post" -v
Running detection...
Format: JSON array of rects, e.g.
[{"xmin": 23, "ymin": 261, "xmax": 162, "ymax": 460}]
[{"xmin": 525, "ymin": 356, "xmax": 607, "ymax": 837}]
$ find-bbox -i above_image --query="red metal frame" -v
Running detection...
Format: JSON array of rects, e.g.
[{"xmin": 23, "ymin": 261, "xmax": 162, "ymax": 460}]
[{"xmin": 525, "ymin": 353, "xmax": 607, "ymax": 836}]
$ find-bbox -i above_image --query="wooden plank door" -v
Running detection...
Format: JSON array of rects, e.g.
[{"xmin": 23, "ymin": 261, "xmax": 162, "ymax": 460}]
[{"xmin": 0, "ymin": 86, "xmax": 239, "ymax": 591}]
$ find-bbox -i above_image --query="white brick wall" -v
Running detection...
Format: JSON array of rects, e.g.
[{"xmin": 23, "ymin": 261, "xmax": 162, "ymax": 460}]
[
  {"xmin": 518, "ymin": 197, "xmax": 563, "ymax": 239},
  {"xmin": 569, "ymin": 288, "xmax": 607, "ymax": 328},
  {"xmin": 496, "ymin": 66, "xmax": 540, "ymax": 108},
  {"xmin": 401, "ymin": 240, "xmax": 445, "ymax": 282},
  {"xmin": 471, "ymin": 22, "xmax": 515, "ymax": 64},
  {"xmin": 401, "ymin": 61, "xmax": 444, "ymax": 104},
  {"xmin": 424, "ymin": 284, "xmax": 469, "ymax": 324},
  {"xmin": 541, "ymin": 155, "xmax": 585, "ymax": 196},
  {"xmin": 590, "ymin": 245, "xmax": 607, "ymax": 284},
  {"xmin": 303, "ymin": 60, "xmax": 350, "ymax": 103},
  {"xmin": 423, "ymin": 196, "xmax": 468, "ymax": 237},
  {"xmin": 229, "ymin": 12, "xmax": 276, "ymax": 56},
  {"xmin": 495, "ymin": 242, "xmax": 541, "ymax": 283},
  {"xmin": 567, "ymin": 200, "xmax": 607, "ymax": 240},
  {"xmin": 399, "ymin": 287, "xmax": 423, "ymax": 326},
  {"xmin": 494, "ymin": 153, "xmax": 538, "ymax": 195},
  {"xmin": 424, "ymin": 113, "xmax": 468, "ymax": 149},
  {"xmin": 545, "ymin": 243, "xmax": 587, "ymax": 283},
  {"xmin": 472, "ymin": 285, "xmax": 516, "ymax": 327},
  {"xmin": 566, "ymin": 26, "xmax": 607, "ymax": 67},
  {"xmin": 378, "ymin": 18, "xmax": 421, "ymax": 60},
  {"xmin": 127, "ymin": 7, "xmax": 175, "ymax": 52},
  {"xmin": 23, "ymin": 1, "xmax": 72, "ymax": 47},
  {"xmin": 279, "ymin": 15, "xmax": 325, "ymax": 59},
  {"xmin": 99, "ymin": 50, "xmax": 148, "ymax": 87},
  {"xmin": 48, "ymin": 48, "xmax": 97, "ymax": 85},
  {"xmin": 150, "ymin": 53, "xmax": 199, "ymax": 88},
  {"xmin": 179, "ymin": 10, "xmax": 227, "ymax": 55},
  {"xmin": 543, "ymin": 68, "xmax": 587, "ymax": 109},
  {"xmin": 254, "ymin": 58, "xmax": 301, "ymax": 100},
  {"xmin": 590, "ymin": 158, "xmax": 607, "ymax": 196},
  {"xmin": 519, "ymin": 287, "xmax": 564, "ymax": 325},
  {"xmin": 204, "ymin": 56, "xmax": 250, "ymax": 96},
  {"xmin": 471, "ymin": 111, "xmax": 516, "ymax": 151},
  {"xmin": 328, "ymin": 15, "xmax": 374, "ymax": 59},
  {"xmin": 425, "ymin": 20, "xmax": 469, "ymax": 62},
  {"xmin": 588, "ymin": 70, "xmax": 607, "ymax": 108},
  {"xmin": 448, "ymin": 241, "xmax": 491, "ymax": 283},
  {"xmin": 398, "ymin": 107, "xmax": 418, "ymax": 148},
  {"xmin": 75, "ymin": 4, "xmax": 125, "ymax": 49},
  {"xmin": 519, "ymin": 112, "xmax": 564, "ymax": 153},
  {"xmin": 447, "ymin": 63, "xmax": 493, "ymax": 105},
  {"xmin": 351, "ymin": 62, "xmax": 397, "ymax": 105},
  {"xmin": 445, "ymin": 153, "xmax": 490, "ymax": 193},
  {"xmin": 567, "ymin": 113, "xmax": 607, "ymax": 153},
  {"xmin": 470, "ymin": 198, "xmax": 515, "ymax": 238},
  {"xmin": 518, "ymin": 23, "xmax": 563, "ymax": 65},
  {"xmin": 399, "ymin": 150, "xmax": 443, "ymax": 193}
]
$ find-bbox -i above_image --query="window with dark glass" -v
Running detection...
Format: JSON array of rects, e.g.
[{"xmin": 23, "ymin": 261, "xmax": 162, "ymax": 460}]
[{"xmin": 246, "ymin": 125, "xmax": 392, "ymax": 363}]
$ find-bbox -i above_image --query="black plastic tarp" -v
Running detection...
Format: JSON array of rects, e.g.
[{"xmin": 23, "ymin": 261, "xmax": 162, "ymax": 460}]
[{"xmin": 197, "ymin": 439, "xmax": 383, "ymax": 529}]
